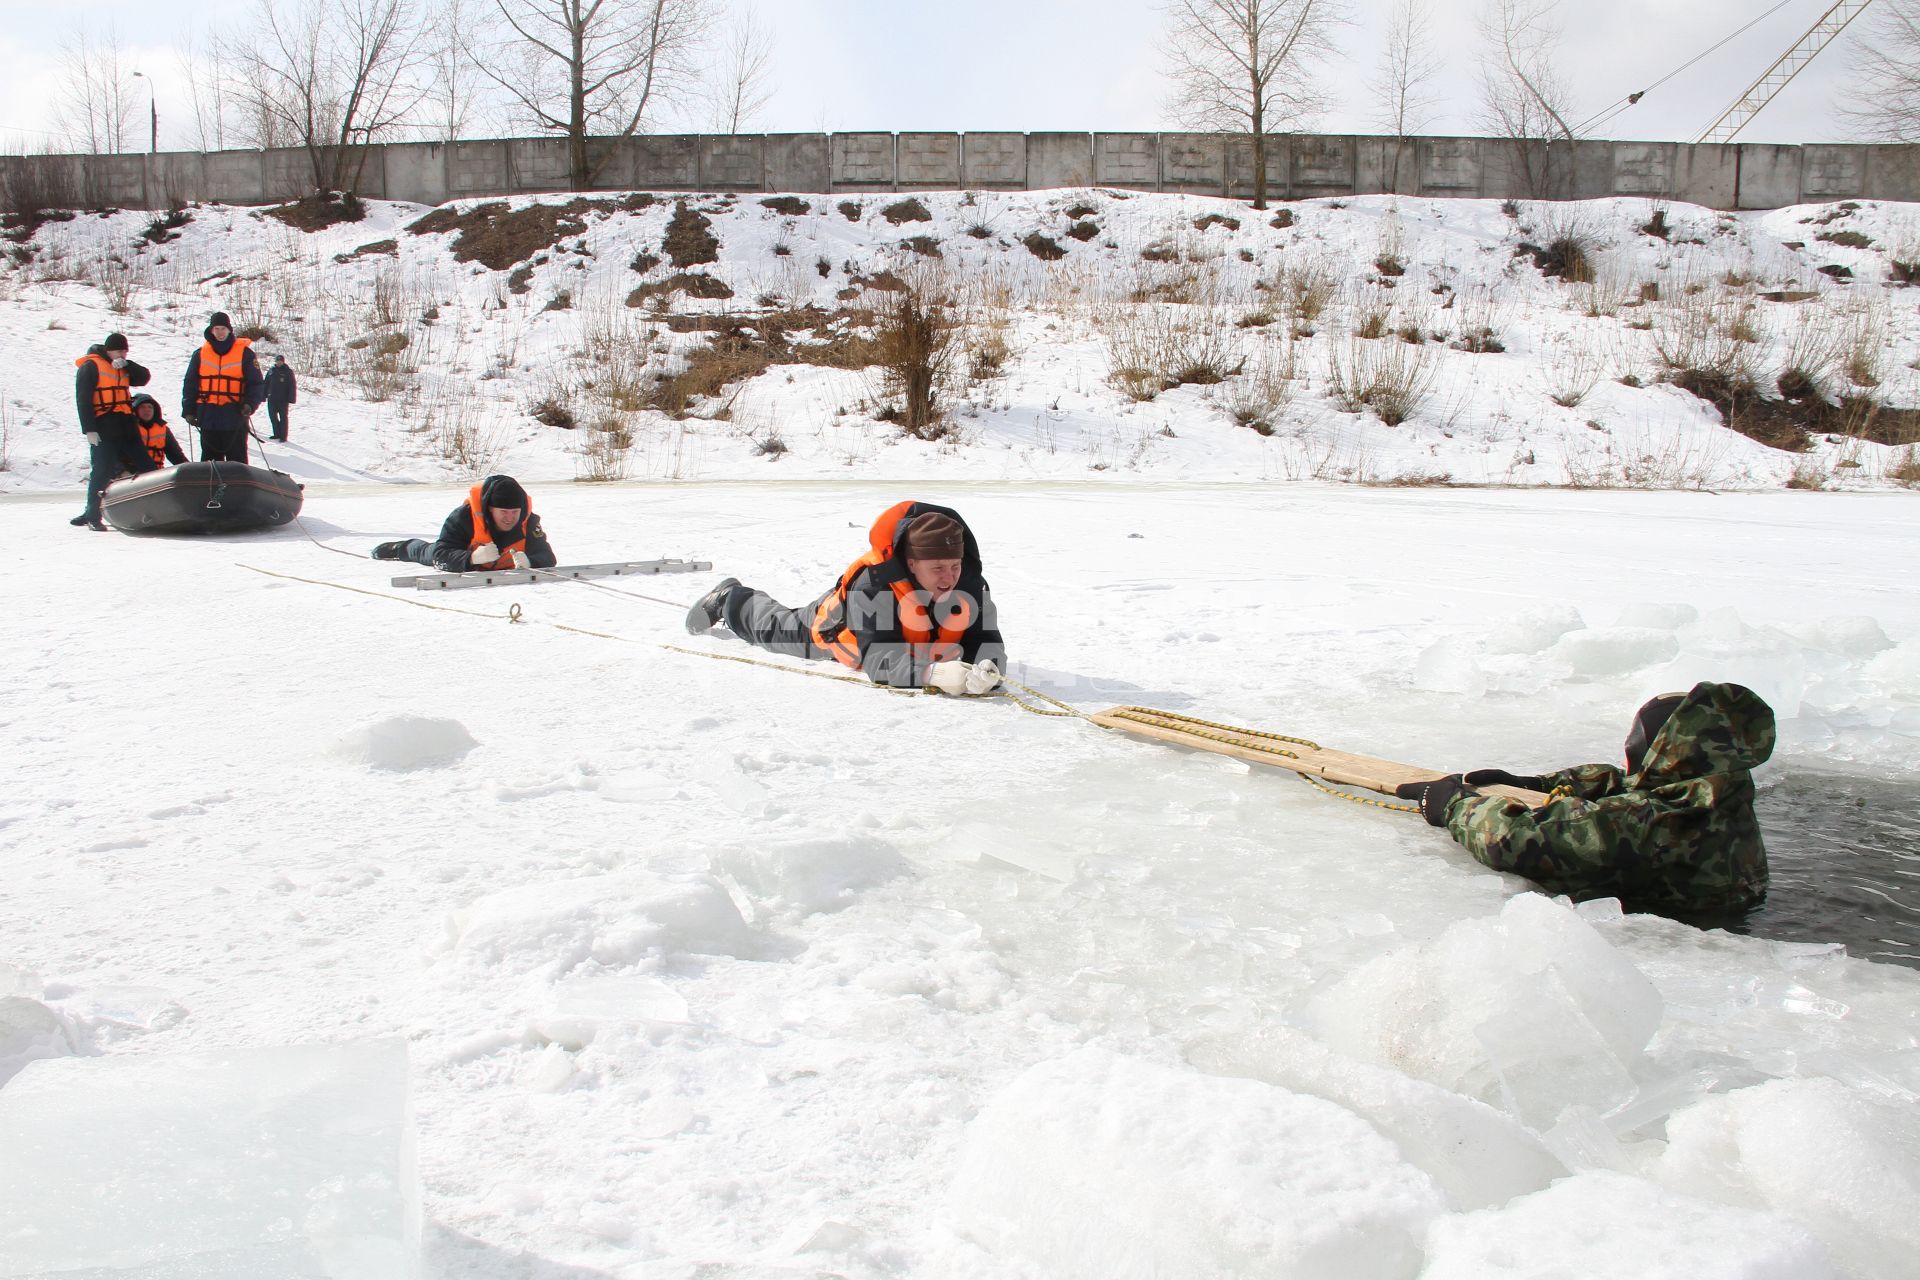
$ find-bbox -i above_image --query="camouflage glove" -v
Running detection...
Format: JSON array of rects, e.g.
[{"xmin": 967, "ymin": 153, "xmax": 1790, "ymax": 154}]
[
  {"xmin": 1463, "ymin": 768, "xmax": 1548, "ymax": 791},
  {"xmin": 1395, "ymin": 775, "xmax": 1465, "ymax": 827}
]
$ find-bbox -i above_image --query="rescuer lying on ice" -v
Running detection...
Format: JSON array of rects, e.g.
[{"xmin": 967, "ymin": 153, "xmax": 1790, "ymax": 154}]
[
  {"xmin": 1395, "ymin": 682, "xmax": 1775, "ymax": 921},
  {"xmin": 368, "ymin": 474, "xmax": 557, "ymax": 572},
  {"xmin": 684, "ymin": 501, "xmax": 1007, "ymax": 695}
]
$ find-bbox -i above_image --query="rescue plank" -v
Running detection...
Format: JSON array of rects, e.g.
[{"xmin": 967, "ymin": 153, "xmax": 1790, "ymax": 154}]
[
  {"xmin": 391, "ymin": 558, "xmax": 713, "ymax": 591},
  {"xmin": 1090, "ymin": 707, "xmax": 1550, "ymax": 808}
]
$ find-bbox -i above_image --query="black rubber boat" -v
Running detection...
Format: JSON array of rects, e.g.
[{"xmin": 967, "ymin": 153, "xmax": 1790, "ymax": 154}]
[{"xmin": 102, "ymin": 462, "xmax": 304, "ymax": 534}]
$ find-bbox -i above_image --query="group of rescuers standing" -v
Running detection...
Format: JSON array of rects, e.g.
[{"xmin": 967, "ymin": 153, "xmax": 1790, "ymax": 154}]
[
  {"xmin": 373, "ymin": 476, "xmax": 1776, "ymax": 927},
  {"xmin": 71, "ymin": 315, "xmax": 297, "ymax": 530},
  {"xmin": 76, "ymin": 312, "xmax": 1770, "ymax": 924}
]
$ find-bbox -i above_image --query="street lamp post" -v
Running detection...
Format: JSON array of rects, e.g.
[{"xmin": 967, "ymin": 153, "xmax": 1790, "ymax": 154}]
[{"xmin": 131, "ymin": 71, "xmax": 156, "ymax": 209}]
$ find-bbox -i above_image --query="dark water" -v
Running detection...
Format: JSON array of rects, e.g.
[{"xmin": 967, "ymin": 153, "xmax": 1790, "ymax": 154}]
[{"xmin": 1738, "ymin": 773, "xmax": 1920, "ymax": 971}]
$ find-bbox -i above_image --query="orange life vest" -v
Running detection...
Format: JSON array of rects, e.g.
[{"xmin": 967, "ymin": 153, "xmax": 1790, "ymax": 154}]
[
  {"xmin": 138, "ymin": 416, "xmax": 169, "ymax": 466},
  {"xmin": 810, "ymin": 500, "xmax": 973, "ymax": 672},
  {"xmin": 466, "ymin": 483, "xmax": 531, "ymax": 570},
  {"xmin": 195, "ymin": 337, "xmax": 251, "ymax": 405},
  {"xmin": 75, "ymin": 353, "xmax": 131, "ymax": 416}
]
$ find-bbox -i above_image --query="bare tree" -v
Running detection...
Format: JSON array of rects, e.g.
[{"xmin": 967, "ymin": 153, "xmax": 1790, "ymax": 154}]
[
  {"xmin": 1475, "ymin": 0, "xmax": 1579, "ymax": 197},
  {"xmin": 704, "ymin": 4, "xmax": 773, "ymax": 134},
  {"xmin": 56, "ymin": 24, "xmax": 139, "ymax": 154},
  {"xmin": 1160, "ymin": 0, "xmax": 1348, "ymax": 211},
  {"xmin": 227, "ymin": 0, "xmax": 430, "ymax": 193},
  {"xmin": 1842, "ymin": 0, "xmax": 1920, "ymax": 141},
  {"xmin": 479, "ymin": 0, "xmax": 711, "ymax": 191},
  {"xmin": 1369, "ymin": 0, "xmax": 1441, "ymax": 188},
  {"xmin": 177, "ymin": 24, "xmax": 234, "ymax": 152},
  {"xmin": 423, "ymin": 0, "xmax": 490, "ymax": 140}
]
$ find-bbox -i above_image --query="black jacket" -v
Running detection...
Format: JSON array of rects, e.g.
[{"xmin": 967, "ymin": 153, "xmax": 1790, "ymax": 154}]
[
  {"xmin": 181, "ymin": 326, "xmax": 265, "ymax": 429},
  {"xmin": 266, "ymin": 364, "xmax": 297, "ymax": 405},
  {"xmin": 75, "ymin": 346, "xmax": 152, "ymax": 432},
  {"xmin": 428, "ymin": 496, "xmax": 557, "ymax": 573},
  {"xmin": 813, "ymin": 501, "xmax": 1006, "ymax": 689}
]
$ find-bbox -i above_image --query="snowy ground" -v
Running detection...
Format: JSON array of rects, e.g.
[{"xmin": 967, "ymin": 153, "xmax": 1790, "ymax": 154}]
[{"xmin": 5, "ymin": 480, "xmax": 1920, "ymax": 1279}]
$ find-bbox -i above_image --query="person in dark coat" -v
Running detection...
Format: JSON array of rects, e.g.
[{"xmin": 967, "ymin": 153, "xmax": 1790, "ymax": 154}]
[
  {"xmin": 684, "ymin": 500, "xmax": 1007, "ymax": 694},
  {"xmin": 129, "ymin": 393, "xmax": 188, "ymax": 468},
  {"xmin": 181, "ymin": 310, "xmax": 264, "ymax": 463},
  {"xmin": 265, "ymin": 354, "xmax": 297, "ymax": 441},
  {"xmin": 70, "ymin": 332, "xmax": 156, "ymax": 530},
  {"xmin": 369, "ymin": 475, "xmax": 557, "ymax": 572}
]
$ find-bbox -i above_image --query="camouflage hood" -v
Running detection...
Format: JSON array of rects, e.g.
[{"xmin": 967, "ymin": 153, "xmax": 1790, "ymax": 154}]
[{"xmin": 1630, "ymin": 681, "xmax": 1775, "ymax": 787}]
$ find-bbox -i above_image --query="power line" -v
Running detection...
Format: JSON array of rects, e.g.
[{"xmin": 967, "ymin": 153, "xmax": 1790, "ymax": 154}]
[{"xmin": 1572, "ymin": 0, "xmax": 1802, "ymax": 136}]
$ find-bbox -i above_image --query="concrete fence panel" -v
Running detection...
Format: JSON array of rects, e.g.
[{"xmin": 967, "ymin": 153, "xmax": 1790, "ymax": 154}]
[
  {"xmin": 831, "ymin": 133, "xmax": 895, "ymax": 190},
  {"xmin": 700, "ymin": 135, "xmax": 764, "ymax": 190},
  {"xmin": 635, "ymin": 136, "xmax": 699, "ymax": 190},
  {"xmin": 961, "ymin": 133, "xmax": 1025, "ymax": 189},
  {"xmin": 1735, "ymin": 144, "xmax": 1805, "ymax": 209},
  {"xmin": 382, "ymin": 142, "xmax": 447, "ymax": 206},
  {"xmin": 763, "ymin": 134, "xmax": 827, "ymax": 193},
  {"xmin": 1027, "ymin": 133, "xmax": 1093, "ymax": 189},
  {"xmin": 897, "ymin": 133, "xmax": 961, "ymax": 188},
  {"xmin": 1094, "ymin": 134, "xmax": 1159, "ymax": 190},
  {"xmin": 1160, "ymin": 133, "xmax": 1225, "ymax": 195}
]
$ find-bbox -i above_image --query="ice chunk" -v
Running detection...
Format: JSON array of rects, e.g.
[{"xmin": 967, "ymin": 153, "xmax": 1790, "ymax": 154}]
[
  {"xmin": 0, "ymin": 965, "xmax": 41, "ymax": 999},
  {"xmin": 1545, "ymin": 627, "xmax": 1681, "ymax": 678},
  {"xmin": 52, "ymin": 984, "xmax": 187, "ymax": 1049},
  {"xmin": 0, "ymin": 1039, "xmax": 416, "ymax": 1279},
  {"xmin": 1483, "ymin": 605, "xmax": 1587, "ymax": 656},
  {"xmin": 1863, "ymin": 637, "xmax": 1920, "ymax": 699},
  {"xmin": 1412, "ymin": 636, "xmax": 1488, "ymax": 697},
  {"xmin": 450, "ymin": 868, "xmax": 758, "ymax": 971},
  {"xmin": 0, "ymin": 996, "xmax": 71, "ymax": 1087},
  {"xmin": 332, "ymin": 715, "xmax": 476, "ymax": 771},
  {"xmin": 1421, "ymin": 1170, "xmax": 1836, "ymax": 1280},
  {"xmin": 1652, "ymin": 1078, "xmax": 1920, "ymax": 1280},
  {"xmin": 713, "ymin": 835, "xmax": 911, "ymax": 915},
  {"xmin": 948, "ymin": 1048, "xmax": 1444, "ymax": 1280},
  {"xmin": 1307, "ymin": 895, "xmax": 1661, "ymax": 1125},
  {"xmin": 532, "ymin": 973, "xmax": 693, "ymax": 1049},
  {"xmin": 1787, "ymin": 615, "xmax": 1894, "ymax": 659},
  {"xmin": 1614, "ymin": 603, "xmax": 1700, "ymax": 631},
  {"xmin": 1189, "ymin": 1025, "xmax": 1566, "ymax": 1211}
]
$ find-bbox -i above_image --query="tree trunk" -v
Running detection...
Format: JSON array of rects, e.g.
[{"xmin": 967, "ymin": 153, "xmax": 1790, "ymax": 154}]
[
  {"xmin": 1251, "ymin": 101, "xmax": 1268, "ymax": 211},
  {"xmin": 568, "ymin": 21, "xmax": 588, "ymax": 191}
]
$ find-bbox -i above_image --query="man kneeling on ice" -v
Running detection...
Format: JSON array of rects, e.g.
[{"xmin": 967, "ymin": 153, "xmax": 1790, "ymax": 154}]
[
  {"xmin": 369, "ymin": 474, "xmax": 556, "ymax": 572},
  {"xmin": 1395, "ymin": 682, "xmax": 1774, "ymax": 920},
  {"xmin": 685, "ymin": 501, "xmax": 1006, "ymax": 695}
]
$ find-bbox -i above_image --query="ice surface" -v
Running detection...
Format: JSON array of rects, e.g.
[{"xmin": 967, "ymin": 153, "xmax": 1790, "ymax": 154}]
[
  {"xmin": 0, "ymin": 1040, "xmax": 416, "ymax": 1279},
  {"xmin": 0, "ymin": 996, "xmax": 71, "ymax": 1087},
  {"xmin": 449, "ymin": 868, "xmax": 759, "ymax": 971},
  {"xmin": 0, "ymin": 965, "xmax": 40, "ymax": 999},
  {"xmin": 1188, "ymin": 1025, "xmax": 1566, "ymax": 1211},
  {"xmin": 331, "ymin": 715, "xmax": 476, "ymax": 772},
  {"xmin": 1544, "ymin": 626, "xmax": 1681, "ymax": 678},
  {"xmin": 1483, "ymin": 605, "xmax": 1587, "ymax": 656},
  {"xmin": 532, "ymin": 973, "xmax": 693, "ymax": 1050},
  {"xmin": 1652, "ymin": 1078, "xmax": 1920, "ymax": 1280},
  {"xmin": 947, "ymin": 1049, "xmax": 1445, "ymax": 1279},
  {"xmin": 1613, "ymin": 603, "xmax": 1700, "ymax": 631},
  {"xmin": 712, "ymin": 834, "xmax": 911, "ymax": 916},
  {"xmin": 1420, "ymin": 1170, "xmax": 1836, "ymax": 1280},
  {"xmin": 1307, "ymin": 895, "xmax": 1661, "ymax": 1125}
]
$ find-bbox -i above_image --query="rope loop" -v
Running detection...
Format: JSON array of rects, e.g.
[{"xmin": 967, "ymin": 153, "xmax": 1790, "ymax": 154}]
[{"xmin": 508, "ymin": 603, "xmax": 524, "ymax": 624}]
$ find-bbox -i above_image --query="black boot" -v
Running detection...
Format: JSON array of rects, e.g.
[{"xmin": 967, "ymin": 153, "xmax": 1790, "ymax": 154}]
[
  {"xmin": 684, "ymin": 578, "xmax": 741, "ymax": 636},
  {"xmin": 370, "ymin": 541, "xmax": 403, "ymax": 561},
  {"xmin": 70, "ymin": 514, "xmax": 89, "ymax": 527}
]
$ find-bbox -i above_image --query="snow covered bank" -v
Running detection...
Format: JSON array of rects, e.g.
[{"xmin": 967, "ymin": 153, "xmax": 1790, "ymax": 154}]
[
  {"xmin": 1, "ymin": 189, "xmax": 1916, "ymax": 495},
  {"xmin": 5, "ymin": 481, "xmax": 1919, "ymax": 1277}
]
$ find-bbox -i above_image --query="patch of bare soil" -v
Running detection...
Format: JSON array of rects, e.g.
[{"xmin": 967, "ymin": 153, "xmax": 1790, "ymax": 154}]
[
  {"xmin": 406, "ymin": 194, "xmax": 653, "ymax": 270},
  {"xmin": 266, "ymin": 192, "xmax": 365, "ymax": 232},
  {"xmin": 663, "ymin": 200, "xmax": 720, "ymax": 267}
]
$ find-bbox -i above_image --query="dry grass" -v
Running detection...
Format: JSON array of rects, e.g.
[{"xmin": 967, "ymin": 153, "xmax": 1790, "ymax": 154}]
[
  {"xmin": 1217, "ymin": 341, "xmax": 1297, "ymax": 434},
  {"xmin": 1100, "ymin": 306, "xmax": 1242, "ymax": 402},
  {"xmin": 1325, "ymin": 332, "xmax": 1436, "ymax": 426}
]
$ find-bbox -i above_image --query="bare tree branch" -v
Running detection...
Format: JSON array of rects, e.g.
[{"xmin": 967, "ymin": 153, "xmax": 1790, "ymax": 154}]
[
  {"xmin": 1475, "ymin": 0, "xmax": 1580, "ymax": 197},
  {"xmin": 57, "ymin": 23, "xmax": 138, "ymax": 155},
  {"xmin": 1841, "ymin": 0, "xmax": 1920, "ymax": 142}
]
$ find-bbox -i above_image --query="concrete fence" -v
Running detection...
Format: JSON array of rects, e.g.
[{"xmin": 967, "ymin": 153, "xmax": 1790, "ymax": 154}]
[{"xmin": 7, "ymin": 132, "xmax": 1920, "ymax": 213}]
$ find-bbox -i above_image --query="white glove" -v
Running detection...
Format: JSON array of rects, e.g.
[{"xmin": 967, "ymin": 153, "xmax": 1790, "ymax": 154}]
[
  {"xmin": 511, "ymin": 549, "xmax": 532, "ymax": 569},
  {"xmin": 472, "ymin": 542, "xmax": 499, "ymax": 564},
  {"xmin": 85, "ymin": 431, "xmax": 101, "ymax": 445},
  {"xmin": 926, "ymin": 661, "xmax": 971, "ymax": 696},
  {"xmin": 110, "ymin": 357, "xmax": 127, "ymax": 370},
  {"xmin": 964, "ymin": 658, "xmax": 1003, "ymax": 695}
]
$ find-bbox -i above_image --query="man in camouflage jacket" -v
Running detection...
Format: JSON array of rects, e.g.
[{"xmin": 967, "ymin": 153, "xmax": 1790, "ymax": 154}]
[{"xmin": 1398, "ymin": 682, "xmax": 1775, "ymax": 920}]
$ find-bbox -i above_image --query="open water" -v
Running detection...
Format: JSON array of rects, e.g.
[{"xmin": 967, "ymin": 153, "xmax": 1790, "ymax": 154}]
[{"xmin": 1741, "ymin": 772, "xmax": 1920, "ymax": 971}]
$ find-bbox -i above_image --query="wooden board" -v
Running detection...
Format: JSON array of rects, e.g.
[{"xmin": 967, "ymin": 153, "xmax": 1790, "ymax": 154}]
[
  {"xmin": 391, "ymin": 558, "xmax": 712, "ymax": 591},
  {"xmin": 1090, "ymin": 707, "xmax": 1550, "ymax": 809}
]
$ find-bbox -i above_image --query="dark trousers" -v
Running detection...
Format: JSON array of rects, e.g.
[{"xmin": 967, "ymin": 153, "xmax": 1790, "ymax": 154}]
[
  {"xmin": 726, "ymin": 586, "xmax": 829, "ymax": 662},
  {"xmin": 200, "ymin": 426, "xmax": 249, "ymax": 464},
  {"xmin": 392, "ymin": 539, "xmax": 437, "ymax": 566},
  {"xmin": 81, "ymin": 419, "xmax": 155, "ymax": 522},
  {"xmin": 267, "ymin": 402, "xmax": 290, "ymax": 440}
]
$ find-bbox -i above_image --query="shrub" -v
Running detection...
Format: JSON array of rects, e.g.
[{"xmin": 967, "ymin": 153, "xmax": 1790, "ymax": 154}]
[
  {"xmin": 902, "ymin": 235, "xmax": 942, "ymax": 257},
  {"xmin": 1326, "ymin": 333, "xmax": 1435, "ymax": 425},
  {"xmin": 874, "ymin": 267, "xmax": 958, "ymax": 437},
  {"xmin": 1066, "ymin": 219, "xmax": 1100, "ymax": 241},
  {"xmin": 1193, "ymin": 213, "xmax": 1240, "ymax": 232},
  {"xmin": 838, "ymin": 200, "xmax": 862, "ymax": 221}
]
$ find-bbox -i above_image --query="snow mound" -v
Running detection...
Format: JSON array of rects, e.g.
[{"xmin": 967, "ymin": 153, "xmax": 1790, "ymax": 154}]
[
  {"xmin": 449, "ymin": 869, "xmax": 758, "ymax": 972},
  {"xmin": 1483, "ymin": 606, "xmax": 1587, "ymax": 656},
  {"xmin": 531, "ymin": 973, "xmax": 693, "ymax": 1050},
  {"xmin": 1421, "ymin": 1169, "xmax": 1835, "ymax": 1280},
  {"xmin": 1544, "ymin": 627, "xmax": 1682, "ymax": 678},
  {"xmin": 0, "ymin": 995, "xmax": 72, "ymax": 1087},
  {"xmin": 332, "ymin": 715, "xmax": 477, "ymax": 772},
  {"xmin": 1307, "ymin": 894, "xmax": 1663, "ymax": 1128},
  {"xmin": 948, "ymin": 1048, "xmax": 1445, "ymax": 1280},
  {"xmin": 1651, "ymin": 1078, "xmax": 1920, "ymax": 1280},
  {"xmin": 713, "ymin": 835, "xmax": 912, "ymax": 916}
]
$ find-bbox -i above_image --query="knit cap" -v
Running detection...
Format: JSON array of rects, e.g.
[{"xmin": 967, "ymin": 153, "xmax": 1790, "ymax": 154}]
[{"xmin": 900, "ymin": 511, "xmax": 964, "ymax": 559}]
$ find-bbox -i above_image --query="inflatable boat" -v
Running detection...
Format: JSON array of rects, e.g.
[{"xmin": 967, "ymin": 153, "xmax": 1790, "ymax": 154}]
[{"xmin": 102, "ymin": 462, "xmax": 304, "ymax": 535}]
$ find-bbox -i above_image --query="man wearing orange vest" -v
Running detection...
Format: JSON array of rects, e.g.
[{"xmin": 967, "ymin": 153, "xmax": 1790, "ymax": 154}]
[
  {"xmin": 685, "ymin": 501, "xmax": 1006, "ymax": 694},
  {"xmin": 180, "ymin": 310, "xmax": 264, "ymax": 464},
  {"xmin": 130, "ymin": 394, "xmax": 188, "ymax": 469},
  {"xmin": 368, "ymin": 474, "xmax": 557, "ymax": 572},
  {"xmin": 69, "ymin": 332, "xmax": 157, "ymax": 530}
]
